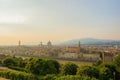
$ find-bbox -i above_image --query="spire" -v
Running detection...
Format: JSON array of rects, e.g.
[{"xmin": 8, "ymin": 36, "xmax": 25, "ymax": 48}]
[
  {"xmin": 78, "ymin": 41, "xmax": 80, "ymax": 47},
  {"xmin": 19, "ymin": 40, "xmax": 21, "ymax": 47},
  {"xmin": 40, "ymin": 42, "xmax": 43, "ymax": 47},
  {"xmin": 77, "ymin": 41, "xmax": 81, "ymax": 54}
]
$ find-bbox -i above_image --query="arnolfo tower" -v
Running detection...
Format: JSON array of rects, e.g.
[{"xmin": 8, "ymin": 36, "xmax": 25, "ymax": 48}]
[{"xmin": 77, "ymin": 41, "xmax": 81, "ymax": 53}]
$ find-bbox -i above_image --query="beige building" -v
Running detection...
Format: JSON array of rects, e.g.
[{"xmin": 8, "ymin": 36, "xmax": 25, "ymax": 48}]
[
  {"xmin": 58, "ymin": 53, "xmax": 78, "ymax": 59},
  {"xmin": 66, "ymin": 41, "xmax": 81, "ymax": 53},
  {"xmin": 58, "ymin": 41, "xmax": 83, "ymax": 59},
  {"xmin": 102, "ymin": 52, "xmax": 114, "ymax": 63}
]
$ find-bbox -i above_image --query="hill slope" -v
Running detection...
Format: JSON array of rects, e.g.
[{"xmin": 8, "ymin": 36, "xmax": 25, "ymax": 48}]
[{"xmin": 60, "ymin": 38, "xmax": 120, "ymax": 46}]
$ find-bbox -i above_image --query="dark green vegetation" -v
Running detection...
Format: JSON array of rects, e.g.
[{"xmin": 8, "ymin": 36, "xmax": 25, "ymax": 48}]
[
  {"xmin": 56, "ymin": 75, "xmax": 96, "ymax": 80},
  {"xmin": 0, "ymin": 70, "xmax": 38, "ymax": 80},
  {"xmin": 77, "ymin": 66, "xmax": 99, "ymax": 78},
  {"xmin": 0, "ymin": 55, "xmax": 120, "ymax": 80},
  {"xmin": 114, "ymin": 54, "xmax": 120, "ymax": 71},
  {"xmin": 25, "ymin": 58, "xmax": 60, "ymax": 75},
  {"xmin": 62, "ymin": 62, "xmax": 78, "ymax": 75}
]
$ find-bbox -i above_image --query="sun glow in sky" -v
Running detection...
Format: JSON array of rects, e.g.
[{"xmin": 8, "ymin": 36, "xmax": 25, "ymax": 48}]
[
  {"xmin": 0, "ymin": 15, "xmax": 25, "ymax": 24},
  {"xmin": 0, "ymin": 0, "xmax": 120, "ymax": 45}
]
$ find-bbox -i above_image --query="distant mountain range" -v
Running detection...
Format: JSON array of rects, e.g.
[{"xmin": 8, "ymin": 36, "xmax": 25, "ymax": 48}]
[{"xmin": 60, "ymin": 38, "xmax": 120, "ymax": 46}]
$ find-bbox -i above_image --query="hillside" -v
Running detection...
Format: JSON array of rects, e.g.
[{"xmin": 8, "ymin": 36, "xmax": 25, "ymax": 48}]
[{"xmin": 60, "ymin": 38, "xmax": 120, "ymax": 46}]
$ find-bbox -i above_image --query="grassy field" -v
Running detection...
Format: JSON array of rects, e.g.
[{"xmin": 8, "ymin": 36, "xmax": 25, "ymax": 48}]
[
  {"xmin": 16, "ymin": 56, "xmax": 93, "ymax": 66},
  {"xmin": 52, "ymin": 58, "xmax": 93, "ymax": 66}
]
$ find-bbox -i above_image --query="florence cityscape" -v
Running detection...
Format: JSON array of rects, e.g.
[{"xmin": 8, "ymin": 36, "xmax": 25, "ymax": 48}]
[{"xmin": 0, "ymin": 0, "xmax": 120, "ymax": 80}]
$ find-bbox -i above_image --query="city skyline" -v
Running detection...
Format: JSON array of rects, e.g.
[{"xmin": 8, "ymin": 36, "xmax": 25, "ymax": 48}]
[{"xmin": 0, "ymin": 0, "xmax": 120, "ymax": 44}]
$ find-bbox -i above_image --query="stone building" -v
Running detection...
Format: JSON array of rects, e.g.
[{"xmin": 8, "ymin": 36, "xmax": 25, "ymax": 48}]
[
  {"xmin": 102, "ymin": 52, "xmax": 114, "ymax": 63},
  {"xmin": 66, "ymin": 41, "xmax": 81, "ymax": 53}
]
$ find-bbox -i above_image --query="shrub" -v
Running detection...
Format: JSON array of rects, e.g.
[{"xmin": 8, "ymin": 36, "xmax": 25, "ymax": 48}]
[
  {"xmin": 77, "ymin": 66, "xmax": 99, "ymax": 78},
  {"xmin": 49, "ymin": 60, "xmax": 60, "ymax": 73},
  {"xmin": 114, "ymin": 54, "xmax": 120, "ymax": 71},
  {"xmin": 98, "ymin": 63, "xmax": 120, "ymax": 80},
  {"xmin": 0, "ymin": 70, "xmax": 38, "ymax": 80},
  {"xmin": 56, "ymin": 75, "xmax": 97, "ymax": 80},
  {"xmin": 62, "ymin": 62, "xmax": 78, "ymax": 75},
  {"xmin": 43, "ymin": 74, "xmax": 56, "ymax": 80},
  {"xmin": 2, "ymin": 56, "xmax": 27, "ymax": 68},
  {"xmin": 2, "ymin": 57, "xmax": 17, "ymax": 67},
  {"xmin": 25, "ymin": 58, "xmax": 60, "ymax": 75},
  {"xmin": 8, "ymin": 66, "xmax": 25, "ymax": 72},
  {"xmin": 99, "ymin": 67, "xmax": 111, "ymax": 80}
]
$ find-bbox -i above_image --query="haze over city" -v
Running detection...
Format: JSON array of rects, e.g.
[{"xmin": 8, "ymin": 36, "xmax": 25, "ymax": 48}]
[
  {"xmin": 0, "ymin": 1, "xmax": 120, "ymax": 80},
  {"xmin": 0, "ymin": 0, "xmax": 120, "ymax": 45}
]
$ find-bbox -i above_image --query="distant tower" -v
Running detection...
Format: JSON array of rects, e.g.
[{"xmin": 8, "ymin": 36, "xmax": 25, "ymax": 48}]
[
  {"xmin": 102, "ymin": 52, "xmax": 105, "ymax": 63},
  {"xmin": 78, "ymin": 41, "xmax": 80, "ymax": 47},
  {"xmin": 77, "ymin": 41, "xmax": 81, "ymax": 53},
  {"xmin": 40, "ymin": 42, "xmax": 43, "ymax": 47},
  {"xmin": 47, "ymin": 41, "xmax": 52, "ymax": 48},
  {"xmin": 18, "ymin": 40, "xmax": 21, "ymax": 47}
]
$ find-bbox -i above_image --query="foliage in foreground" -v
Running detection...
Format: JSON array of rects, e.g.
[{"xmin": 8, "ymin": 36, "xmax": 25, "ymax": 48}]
[
  {"xmin": 114, "ymin": 54, "xmax": 120, "ymax": 71},
  {"xmin": 41, "ymin": 75, "xmax": 97, "ymax": 80},
  {"xmin": 62, "ymin": 62, "xmax": 78, "ymax": 75},
  {"xmin": 0, "ymin": 70, "xmax": 38, "ymax": 80},
  {"xmin": 42, "ymin": 74, "xmax": 57, "ymax": 80},
  {"xmin": 56, "ymin": 75, "xmax": 97, "ymax": 80},
  {"xmin": 77, "ymin": 66, "xmax": 99, "ymax": 78},
  {"xmin": 1, "ymin": 55, "xmax": 120, "ymax": 80},
  {"xmin": 25, "ymin": 58, "xmax": 60, "ymax": 75},
  {"xmin": 0, "ymin": 69, "xmax": 98, "ymax": 80},
  {"xmin": 99, "ymin": 67, "xmax": 112, "ymax": 80},
  {"xmin": 2, "ymin": 57, "xmax": 26, "ymax": 68}
]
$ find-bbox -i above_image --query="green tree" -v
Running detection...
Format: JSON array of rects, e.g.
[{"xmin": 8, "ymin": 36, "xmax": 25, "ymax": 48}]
[
  {"xmin": 114, "ymin": 54, "xmax": 120, "ymax": 71},
  {"xmin": 25, "ymin": 58, "xmax": 42, "ymax": 74},
  {"xmin": 2, "ymin": 57, "xmax": 17, "ymax": 67},
  {"xmin": 96, "ymin": 61, "xmax": 119, "ymax": 80},
  {"xmin": 39, "ymin": 59, "xmax": 57, "ymax": 75},
  {"xmin": 62, "ymin": 62, "xmax": 78, "ymax": 75},
  {"xmin": 25, "ymin": 58, "xmax": 60, "ymax": 75},
  {"xmin": 48, "ymin": 60, "xmax": 60, "ymax": 73},
  {"xmin": 93, "ymin": 60, "xmax": 102, "ymax": 66},
  {"xmin": 100, "ymin": 63, "xmax": 116, "ymax": 78},
  {"xmin": 99, "ymin": 67, "xmax": 111, "ymax": 80},
  {"xmin": 77, "ymin": 66, "xmax": 99, "ymax": 78},
  {"xmin": 17, "ymin": 57, "xmax": 27, "ymax": 68}
]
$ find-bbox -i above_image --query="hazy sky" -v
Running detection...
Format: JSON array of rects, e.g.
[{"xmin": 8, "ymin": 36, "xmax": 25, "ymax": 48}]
[{"xmin": 0, "ymin": 0, "xmax": 120, "ymax": 44}]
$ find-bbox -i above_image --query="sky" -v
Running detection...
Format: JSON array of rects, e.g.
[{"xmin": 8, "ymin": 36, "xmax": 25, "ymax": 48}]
[{"xmin": 0, "ymin": 0, "xmax": 120, "ymax": 45}]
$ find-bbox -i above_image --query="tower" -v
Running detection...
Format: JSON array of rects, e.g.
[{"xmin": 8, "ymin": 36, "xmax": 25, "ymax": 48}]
[
  {"xmin": 77, "ymin": 41, "xmax": 83, "ymax": 57},
  {"xmin": 18, "ymin": 40, "xmax": 21, "ymax": 47},
  {"xmin": 77, "ymin": 41, "xmax": 81, "ymax": 53},
  {"xmin": 78, "ymin": 41, "xmax": 80, "ymax": 48},
  {"xmin": 40, "ymin": 42, "xmax": 43, "ymax": 47}
]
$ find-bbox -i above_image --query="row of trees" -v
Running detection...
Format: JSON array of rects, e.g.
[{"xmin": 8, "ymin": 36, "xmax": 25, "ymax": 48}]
[{"xmin": 1, "ymin": 54, "xmax": 120, "ymax": 80}]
